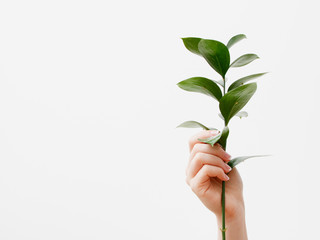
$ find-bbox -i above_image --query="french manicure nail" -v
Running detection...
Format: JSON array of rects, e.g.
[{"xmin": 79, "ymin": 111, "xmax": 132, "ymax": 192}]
[
  {"xmin": 225, "ymin": 175, "xmax": 230, "ymax": 181},
  {"xmin": 209, "ymin": 129, "xmax": 219, "ymax": 135},
  {"xmin": 225, "ymin": 153, "xmax": 231, "ymax": 160},
  {"xmin": 226, "ymin": 164, "xmax": 232, "ymax": 172}
]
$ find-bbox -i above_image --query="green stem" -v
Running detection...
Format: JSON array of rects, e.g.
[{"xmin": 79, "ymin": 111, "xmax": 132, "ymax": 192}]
[
  {"xmin": 221, "ymin": 77, "xmax": 227, "ymax": 240},
  {"xmin": 221, "ymin": 181, "xmax": 226, "ymax": 239}
]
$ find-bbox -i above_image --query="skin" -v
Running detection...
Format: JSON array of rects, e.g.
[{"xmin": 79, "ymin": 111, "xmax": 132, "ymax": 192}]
[{"xmin": 186, "ymin": 129, "xmax": 248, "ymax": 240}]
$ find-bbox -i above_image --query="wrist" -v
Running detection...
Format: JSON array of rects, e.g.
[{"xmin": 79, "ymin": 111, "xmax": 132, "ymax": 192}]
[
  {"xmin": 216, "ymin": 197, "xmax": 245, "ymax": 221},
  {"xmin": 216, "ymin": 201, "xmax": 247, "ymax": 240},
  {"xmin": 216, "ymin": 205, "xmax": 245, "ymax": 226}
]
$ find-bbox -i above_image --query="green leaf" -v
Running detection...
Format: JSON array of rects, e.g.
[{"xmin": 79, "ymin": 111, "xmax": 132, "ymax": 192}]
[
  {"xmin": 219, "ymin": 83, "xmax": 257, "ymax": 125},
  {"xmin": 217, "ymin": 126, "xmax": 229, "ymax": 150},
  {"xmin": 177, "ymin": 77, "xmax": 222, "ymax": 101},
  {"xmin": 176, "ymin": 121, "xmax": 210, "ymax": 130},
  {"xmin": 228, "ymin": 155, "xmax": 270, "ymax": 168},
  {"xmin": 218, "ymin": 113, "xmax": 224, "ymax": 120},
  {"xmin": 236, "ymin": 111, "xmax": 248, "ymax": 118},
  {"xmin": 230, "ymin": 54, "xmax": 259, "ymax": 68},
  {"xmin": 198, "ymin": 39, "xmax": 230, "ymax": 78},
  {"xmin": 227, "ymin": 34, "xmax": 247, "ymax": 49},
  {"xmin": 198, "ymin": 132, "xmax": 222, "ymax": 147},
  {"xmin": 181, "ymin": 37, "xmax": 202, "ymax": 56},
  {"xmin": 228, "ymin": 72, "xmax": 268, "ymax": 91}
]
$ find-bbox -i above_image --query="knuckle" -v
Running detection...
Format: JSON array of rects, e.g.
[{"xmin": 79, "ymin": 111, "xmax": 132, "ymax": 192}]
[
  {"xmin": 194, "ymin": 152, "xmax": 204, "ymax": 163},
  {"xmin": 196, "ymin": 151, "xmax": 206, "ymax": 158},
  {"xmin": 195, "ymin": 153, "xmax": 209, "ymax": 167},
  {"xmin": 189, "ymin": 179, "xmax": 199, "ymax": 192},
  {"xmin": 193, "ymin": 143, "xmax": 203, "ymax": 152},
  {"xmin": 202, "ymin": 164, "xmax": 210, "ymax": 174},
  {"xmin": 188, "ymin": 136, "xmax": 195, "ymax": 148}
]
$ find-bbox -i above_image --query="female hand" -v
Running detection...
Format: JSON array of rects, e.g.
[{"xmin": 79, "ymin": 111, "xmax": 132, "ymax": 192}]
[{"xmin": 186, "ymin": 130, "xmax": 247, "ymax": 239}]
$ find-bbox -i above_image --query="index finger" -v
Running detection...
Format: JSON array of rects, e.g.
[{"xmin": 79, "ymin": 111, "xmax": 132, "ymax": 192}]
[{"xmin": 188, "ymin": 129, "xmax": 220, "ymax": 152}]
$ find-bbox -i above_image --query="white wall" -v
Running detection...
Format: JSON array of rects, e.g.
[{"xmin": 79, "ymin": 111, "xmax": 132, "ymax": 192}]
[{"xmin": 0, "ymin": 0, "xmax": 319, "ymax": 239}]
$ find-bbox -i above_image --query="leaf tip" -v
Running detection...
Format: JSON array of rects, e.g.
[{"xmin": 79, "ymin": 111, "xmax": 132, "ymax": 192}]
[
  {"xmin": 176, "ymin": 81, "xmax": 183, "ymax": 88},
  {"xmin": 237, "ymin": 34, "xmax": 247, "ymax": 39}
]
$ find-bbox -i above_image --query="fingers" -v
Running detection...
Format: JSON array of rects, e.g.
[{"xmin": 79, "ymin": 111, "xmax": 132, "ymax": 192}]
[
  {"xmin": 186, "ymin": 152, "xmax": 232, "ymax": 182},
  {"xmin": 189, "ymin": 165, "xmax": 229, "ymax": 194},
  {"xmin": 189, "ymin": 143, "xmax": 231, "ymax": 163},
  {"xmin": 186, "ymin": 129, "xmax": 232, "ymax": 189}
]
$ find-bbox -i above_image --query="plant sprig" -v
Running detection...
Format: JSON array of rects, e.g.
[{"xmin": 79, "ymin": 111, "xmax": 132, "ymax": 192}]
[{"xmin": 177, "ymin": 34, "xmax": 268, "ymax": 240}]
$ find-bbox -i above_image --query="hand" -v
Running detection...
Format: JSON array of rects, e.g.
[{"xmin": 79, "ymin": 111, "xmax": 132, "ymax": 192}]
[{"xmin": 185, "ymin": 129, "xmax": 245, "ymax": 220}]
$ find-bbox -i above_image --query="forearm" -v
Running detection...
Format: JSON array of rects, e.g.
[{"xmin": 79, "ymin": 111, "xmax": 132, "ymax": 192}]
[{"xmin": 216, "ymin": 205, "xmax": 247, "ymax": 240}]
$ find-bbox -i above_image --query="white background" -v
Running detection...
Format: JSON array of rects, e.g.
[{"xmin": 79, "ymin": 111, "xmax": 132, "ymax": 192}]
[{"xmin": 0, "ymin": 0, "xmax": 319, "ymax": 239}]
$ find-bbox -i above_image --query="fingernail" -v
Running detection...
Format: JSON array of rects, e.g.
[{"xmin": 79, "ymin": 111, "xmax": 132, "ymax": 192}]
[
  {"xmin": 209, "ymin": 129, "xmax": 220, "ymax": 135},
  {"xmin": 225, "ymin": 153, "xmax": 231, "ymax": 160},
  {"xmin": 225, "ymin": 164, "xmax": 232, "ymax": 172},
  {"xmin": 225, "ymin": 175, "xmax": 230, "ymax": 181}
]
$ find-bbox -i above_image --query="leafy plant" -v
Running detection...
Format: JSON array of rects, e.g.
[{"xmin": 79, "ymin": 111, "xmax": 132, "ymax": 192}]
[{"xmin": 177, "ymin": 34, "xmax": 268, "ymax": 240}]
